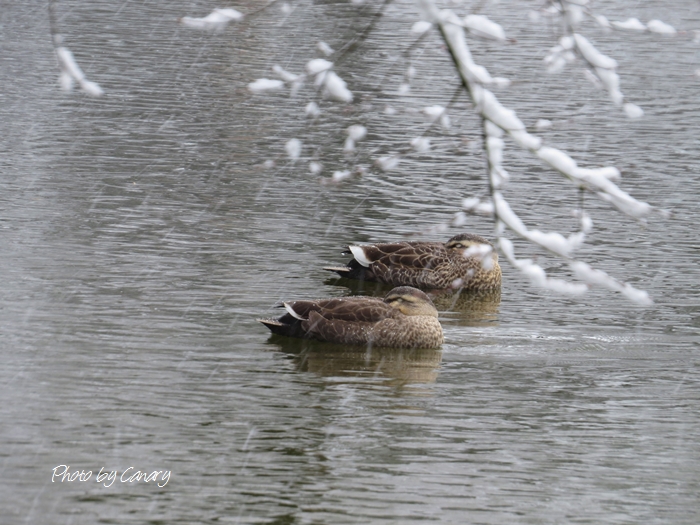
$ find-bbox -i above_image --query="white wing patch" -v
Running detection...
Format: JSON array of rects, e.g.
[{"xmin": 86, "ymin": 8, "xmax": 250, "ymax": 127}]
[
  {"xmin": 349, "ymin": 245, "xmax": 373, "ymax": 267},
  {"xmin": 283, "ymin": 303, "xmax": 306, "ymax": 320}
]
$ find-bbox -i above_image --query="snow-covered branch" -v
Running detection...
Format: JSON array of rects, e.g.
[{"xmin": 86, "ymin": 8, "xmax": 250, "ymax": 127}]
[
  {"xmin": 543, "ymin": 1, "xmax": 677, "ymax": 119},
  {"xmin": 422, "ymin": 0, "xmax": 654, "ymax": 304},
  {"xmin": 179, "ymin": 0, "xmax": 668, "ymax": 304},
  {"xmin": 55, "ymin": 45, "xmax": 104, "ymax": 97}
]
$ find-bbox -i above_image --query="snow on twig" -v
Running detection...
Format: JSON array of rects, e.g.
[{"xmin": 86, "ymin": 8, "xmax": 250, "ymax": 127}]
[
  {"xmin": 420, "ymin": 0, "xmax": 655, "ymax": 303},
  {"xmin": 180, "ymin": 8, "xmax": 244, "ymax": 31},
  {"xmin": 55, "ymin": 46, "xmax": 103, "ymax": 97}
]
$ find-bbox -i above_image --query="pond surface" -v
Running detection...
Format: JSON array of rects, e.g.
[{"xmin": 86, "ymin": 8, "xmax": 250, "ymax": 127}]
[{"xmin": 2, "ymin": 1, "xmax": 699, "ymax": 523}]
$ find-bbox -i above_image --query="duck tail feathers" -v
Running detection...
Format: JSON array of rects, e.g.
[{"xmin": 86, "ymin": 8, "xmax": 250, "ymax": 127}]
[
  {"xmin": 257, "ymin": 318, "xmax": 287, "ymax": 334},
  {"xmin": 323, "ymin": 265, "xmax": 353, "ymax": 277}
]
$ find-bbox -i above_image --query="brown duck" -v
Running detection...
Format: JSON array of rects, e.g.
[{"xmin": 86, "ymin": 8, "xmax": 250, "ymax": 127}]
[
  {"xmin": 324, "ymin": 233, "xmax": 501, "ymax": 291},
  {"xmin": 258, "ymin": 286, "xmax": 443, "ymax": 348}
]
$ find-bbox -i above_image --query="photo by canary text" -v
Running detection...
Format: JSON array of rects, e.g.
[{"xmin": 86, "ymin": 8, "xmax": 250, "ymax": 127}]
[{"xmin": 51, "ymin": 465, "xmax": 171, "ymax": 488}]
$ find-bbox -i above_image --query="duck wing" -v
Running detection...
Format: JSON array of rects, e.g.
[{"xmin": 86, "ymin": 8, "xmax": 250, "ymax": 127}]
[
  {"xmin": 302, "ymin": 297, "xmax": 404, "ymax": 345},
  {"xmin": 287, "ymin": 296, "xmax": 396, "ymax": 323},
  {"xmin": 296, "ymin": 297, "xmax": 400, "ymax": 345},
  {"xmin": 348, "ymin": 242, "xmax": 445, "ymax": 268},
  {"xmin": 326, "ymin": 242, "xmax": 450, "ymax": 286},
  {"xmin": 324, "ymin": 243, "xmax": 413, "ymax": 280},
  {"xmin": 303, "ymin": 311, "xmax": 376, "ymax": 345},
  {"xmin": 259, "ymin": 296, "xmax": 394, "ymax": 339},
  {"xmin": 352, "ymin": 242, "xmax": 450, "ymax": 287}
]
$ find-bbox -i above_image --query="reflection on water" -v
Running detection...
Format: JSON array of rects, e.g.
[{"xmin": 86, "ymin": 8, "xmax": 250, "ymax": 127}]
[
  {"xmin": 266, "ymin": 336, "xmax": 443, "ymax": 386},
  {"xmin": 326, "ymin": 276, "xmax": 501, "ymax": 325},
  {"xmin": 428, "ymin": 287, "xmax": 501, "ymax": 325}
]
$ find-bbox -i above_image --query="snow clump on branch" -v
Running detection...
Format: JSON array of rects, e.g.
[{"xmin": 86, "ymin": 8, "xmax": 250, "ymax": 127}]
[
  {"xmin": 248, "ymin": 78, "xmax": 284, "ymax": 93},
  {"xmin": 285, "ymin": 139, "xmax": 302, "ymax": 161},
  {"xmin": 180, "ymin": 8, "xmax": 244, "ymax": 31},
  {"xmin": 344, "ymin": 125, "xmax": 367, "ymax": 152},
  {"xmin": 611, "ymin": 18, "xmax": 647, "ymax": 31},
  {"xmin": 55, "ymin": 46, "xmax": 103, "ymax": 97},
  {"xmin": 305, "ymin": 59, "xmax": 352, "ymax": 102},
  {"xmin": 419, "ymin": 0, "xmax": 655, "ymax": 302},
  {"xmin": 646, "ymin": 20, "xmax": 677, "ymax": 35},
  {"xmin": 462, "ymin": 15, "xmax": 506, "ymax": 41}
]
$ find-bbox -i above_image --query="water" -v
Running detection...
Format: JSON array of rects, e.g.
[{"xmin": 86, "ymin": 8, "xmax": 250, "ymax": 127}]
[{"xmin": 2, "ymin": 1, "xmax": 699, "ymax": 523}]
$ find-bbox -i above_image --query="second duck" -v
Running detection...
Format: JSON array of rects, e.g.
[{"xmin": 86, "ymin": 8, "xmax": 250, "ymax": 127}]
[{"xmin": 325, "ymin": 233, "xmax": 501, "ymax": 291}]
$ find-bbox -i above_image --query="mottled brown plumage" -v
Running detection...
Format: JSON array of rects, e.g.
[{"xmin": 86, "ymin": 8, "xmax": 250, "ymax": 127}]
[
  {"xmin": 258, "ymin": 287, "xmax": 443, "ymax": 348},
  {"xmin": 324, "ymin": 233, "xmax": 501, "ymax": 291}
]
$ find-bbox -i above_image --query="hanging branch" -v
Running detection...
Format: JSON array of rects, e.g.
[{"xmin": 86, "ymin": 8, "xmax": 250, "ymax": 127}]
[
  {"xmin": 194, "ymin": 0, "xmax": 667, "ymax": 304},
  {"xmin": 48, "ymin": 0, "xmax": 103, "ymax": 96},
  {"xmin": 421, "ymin": 0, "xmax": 653, "ymax": 304}
]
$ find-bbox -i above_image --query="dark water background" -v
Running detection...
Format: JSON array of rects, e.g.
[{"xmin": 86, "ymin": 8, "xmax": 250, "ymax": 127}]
[{"xmin": 2, "ymin": 0, "xmax": 699, "ymax": 523}]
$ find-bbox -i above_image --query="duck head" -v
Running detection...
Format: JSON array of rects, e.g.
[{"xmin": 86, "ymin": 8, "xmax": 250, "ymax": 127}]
[
  {"xmin": 384, "ymin": 287, "xmax": 439, "ymax": 317},
  {"xmin": 445, "ymin": 233, "xmax": 493, "ymax": 252},
  {"xmin": 446, "ymin": 233, "xmax": 498, "ymax": 267}
]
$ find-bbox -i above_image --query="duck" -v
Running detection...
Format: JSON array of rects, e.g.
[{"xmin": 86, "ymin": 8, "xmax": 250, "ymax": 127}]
[
  {"xmin": 324, "ymin": 233, "xmax": 501, "ymax": 291},
  {"xmin": 258, "ymin": 286, "xmax": 443, "ymax": 348}
]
